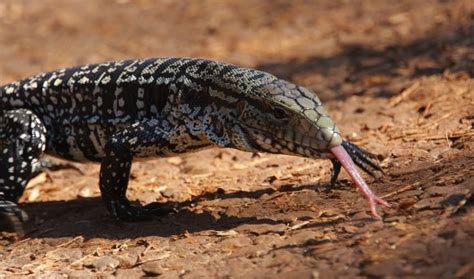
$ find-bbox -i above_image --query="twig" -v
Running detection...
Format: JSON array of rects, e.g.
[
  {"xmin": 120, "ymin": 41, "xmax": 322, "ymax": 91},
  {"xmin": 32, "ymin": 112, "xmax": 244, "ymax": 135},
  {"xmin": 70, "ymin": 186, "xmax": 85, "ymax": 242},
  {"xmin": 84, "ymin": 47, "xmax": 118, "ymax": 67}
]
[
  {"xmin": 381, "ymin": 182, "xmax": 421, "ymax": 199},
  {"xmin": 56, "ymin": 236, "xmax": 84, "ymax": 248},
  {"xmin": 132, "ymin": 252, "xmax": 171, "ymax": 267},
  {"xmin": 390, "ymin": 81, "xmax": 420, "ymax": 107}
]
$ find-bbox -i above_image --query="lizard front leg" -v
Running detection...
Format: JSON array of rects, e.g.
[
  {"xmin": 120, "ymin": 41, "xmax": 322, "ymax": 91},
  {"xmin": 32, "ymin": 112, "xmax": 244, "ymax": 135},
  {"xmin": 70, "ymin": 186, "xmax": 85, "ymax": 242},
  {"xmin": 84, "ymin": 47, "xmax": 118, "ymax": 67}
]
[
  {"xmin": 99, "ymin": 119, "xmax": 182, "ymax": 221},
  {"xmin": 0, "ymin": 109, "xmax": 47, "ymax": 232}
]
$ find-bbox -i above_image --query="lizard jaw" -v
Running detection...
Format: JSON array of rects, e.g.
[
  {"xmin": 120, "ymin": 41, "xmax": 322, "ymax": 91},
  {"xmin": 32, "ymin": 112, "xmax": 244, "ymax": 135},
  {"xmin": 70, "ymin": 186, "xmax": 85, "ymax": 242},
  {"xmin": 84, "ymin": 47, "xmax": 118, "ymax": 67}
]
[{"xmin": 329, "ymin": 145, "xmax": 390, "ymax": 219}]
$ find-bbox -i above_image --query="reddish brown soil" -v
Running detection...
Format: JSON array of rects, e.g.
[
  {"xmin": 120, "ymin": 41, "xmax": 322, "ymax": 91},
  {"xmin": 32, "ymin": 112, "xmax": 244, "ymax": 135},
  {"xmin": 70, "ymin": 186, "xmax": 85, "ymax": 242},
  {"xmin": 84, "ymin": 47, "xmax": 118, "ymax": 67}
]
[{"xmin": 0, "ymin": 0, "xmax": 473, "ymax": 278}]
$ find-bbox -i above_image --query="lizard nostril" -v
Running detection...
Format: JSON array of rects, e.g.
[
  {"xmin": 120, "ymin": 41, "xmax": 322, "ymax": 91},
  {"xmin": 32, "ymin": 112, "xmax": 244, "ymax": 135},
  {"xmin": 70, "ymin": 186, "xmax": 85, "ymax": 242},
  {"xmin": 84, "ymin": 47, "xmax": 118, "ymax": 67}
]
[{"xmin": 319, "ymin": 127, "xmax": 342, "ymax": 148}]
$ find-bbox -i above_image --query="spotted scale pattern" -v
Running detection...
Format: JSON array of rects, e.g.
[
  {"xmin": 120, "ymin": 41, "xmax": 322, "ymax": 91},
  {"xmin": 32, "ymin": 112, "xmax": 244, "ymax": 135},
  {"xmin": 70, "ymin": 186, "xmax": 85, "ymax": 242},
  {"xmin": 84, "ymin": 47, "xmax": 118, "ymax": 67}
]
[{"xmin": 0, "ymin": 57, "xmax": 361, "ymax": 224}]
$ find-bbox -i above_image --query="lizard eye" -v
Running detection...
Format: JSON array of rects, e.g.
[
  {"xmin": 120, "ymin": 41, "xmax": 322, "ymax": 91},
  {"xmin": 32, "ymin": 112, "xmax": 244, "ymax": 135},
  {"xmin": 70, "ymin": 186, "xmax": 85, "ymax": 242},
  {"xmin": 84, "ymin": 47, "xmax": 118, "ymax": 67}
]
[{"xmin": 273, "ymin": 107, "xmax": 288, "ymax": 120}]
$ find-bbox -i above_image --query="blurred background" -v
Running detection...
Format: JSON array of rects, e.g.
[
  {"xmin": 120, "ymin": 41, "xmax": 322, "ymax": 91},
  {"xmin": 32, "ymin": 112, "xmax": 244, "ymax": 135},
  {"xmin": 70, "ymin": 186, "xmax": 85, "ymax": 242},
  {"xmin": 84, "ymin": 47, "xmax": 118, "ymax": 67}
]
[
  {"xmin": 1, "ymin": 0, "xmax": 472, "ymax": 100},
  {"xmin": 0, "ymin": 1, "xmax": 473, "ymax": 278}
]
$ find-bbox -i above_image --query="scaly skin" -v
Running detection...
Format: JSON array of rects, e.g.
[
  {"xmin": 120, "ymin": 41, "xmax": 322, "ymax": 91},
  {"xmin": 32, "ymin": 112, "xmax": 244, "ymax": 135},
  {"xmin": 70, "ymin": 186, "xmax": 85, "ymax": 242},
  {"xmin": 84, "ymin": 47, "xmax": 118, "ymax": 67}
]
[{"xmin": 0, "ymin": 57, "xmax": 388, "ymax": 230}]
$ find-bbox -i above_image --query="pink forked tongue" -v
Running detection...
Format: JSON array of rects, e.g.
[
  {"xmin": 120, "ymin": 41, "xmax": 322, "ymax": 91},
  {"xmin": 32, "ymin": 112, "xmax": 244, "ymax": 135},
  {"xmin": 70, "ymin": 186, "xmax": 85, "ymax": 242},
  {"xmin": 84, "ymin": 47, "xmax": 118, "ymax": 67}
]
[{"xmin": 330, "ymin": 145, "xmax": 390, "ymax": 219}]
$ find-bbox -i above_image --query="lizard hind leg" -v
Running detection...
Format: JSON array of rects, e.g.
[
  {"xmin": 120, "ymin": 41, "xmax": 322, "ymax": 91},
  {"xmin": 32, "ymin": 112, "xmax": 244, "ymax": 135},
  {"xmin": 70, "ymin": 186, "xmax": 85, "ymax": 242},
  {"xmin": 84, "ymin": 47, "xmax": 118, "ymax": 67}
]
[
  {"xmin": 0, "ymin": 109, "xmax": 47, "ymax": 232},
  {"xmin": 99, "ymin": 119, "xmax": 178, "ymax": 221}
]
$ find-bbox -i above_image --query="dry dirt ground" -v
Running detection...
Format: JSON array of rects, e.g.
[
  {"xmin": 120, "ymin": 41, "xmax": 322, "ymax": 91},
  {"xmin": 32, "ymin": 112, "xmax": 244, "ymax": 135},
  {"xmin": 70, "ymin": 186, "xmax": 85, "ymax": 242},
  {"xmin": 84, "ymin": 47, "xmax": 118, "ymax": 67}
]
[{"xmin": 0, "ymin": 0, "xmax": 473, "ymax": 278}]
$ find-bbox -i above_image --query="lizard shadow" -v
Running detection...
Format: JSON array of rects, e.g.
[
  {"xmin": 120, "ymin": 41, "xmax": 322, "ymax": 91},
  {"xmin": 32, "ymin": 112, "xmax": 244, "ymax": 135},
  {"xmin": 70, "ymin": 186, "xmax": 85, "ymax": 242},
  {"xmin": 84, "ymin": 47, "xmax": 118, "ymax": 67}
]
[
  {"xmin": 21, "ymin": 182, "xmax": 350, "ymax": 239},
  {"xmin": 21, "ymin": 150, "xmax": 474, "ymax": 239}
]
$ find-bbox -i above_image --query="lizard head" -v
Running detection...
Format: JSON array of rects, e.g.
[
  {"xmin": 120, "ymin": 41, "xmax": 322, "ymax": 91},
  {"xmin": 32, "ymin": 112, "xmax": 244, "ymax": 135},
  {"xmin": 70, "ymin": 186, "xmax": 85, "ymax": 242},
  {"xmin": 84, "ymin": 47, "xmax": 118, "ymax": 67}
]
[
  {"xmin": 226, "ymin": 78, "xmax": 342, "ymax": 158},
  {"xmin": 205, "ymin": 63, "xmax": 388, "ymax": 219}
]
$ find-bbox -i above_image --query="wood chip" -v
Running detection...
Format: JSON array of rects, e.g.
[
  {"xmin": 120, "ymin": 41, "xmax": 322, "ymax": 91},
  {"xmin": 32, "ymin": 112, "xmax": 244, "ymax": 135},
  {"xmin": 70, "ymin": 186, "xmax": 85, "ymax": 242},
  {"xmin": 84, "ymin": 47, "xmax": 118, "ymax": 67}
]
[
  {"xmin": 215, "ymin": 230, "xmax": 239, "ymax": 237},
  {"xmin": 289, "ymin": 221, "xmax": 310, "ymax": 231},
  {"xmin": 167, "ymin": 157, "xmax": 183, "ymax": 165},
  {"xmin": 26, "ymin": 188, "xmax": 40, "ymax": 202},
  {"xmin": 25, "ymin": 172, "xmax": 48, "ymax": 189}
]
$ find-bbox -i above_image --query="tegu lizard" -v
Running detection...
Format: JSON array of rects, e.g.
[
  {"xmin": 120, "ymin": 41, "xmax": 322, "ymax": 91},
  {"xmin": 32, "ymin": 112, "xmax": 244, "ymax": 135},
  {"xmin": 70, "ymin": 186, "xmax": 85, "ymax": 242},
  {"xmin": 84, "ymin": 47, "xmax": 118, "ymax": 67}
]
[{"xmin": 0, "ymin": 57, "xmax": 389, "ymax": 231}]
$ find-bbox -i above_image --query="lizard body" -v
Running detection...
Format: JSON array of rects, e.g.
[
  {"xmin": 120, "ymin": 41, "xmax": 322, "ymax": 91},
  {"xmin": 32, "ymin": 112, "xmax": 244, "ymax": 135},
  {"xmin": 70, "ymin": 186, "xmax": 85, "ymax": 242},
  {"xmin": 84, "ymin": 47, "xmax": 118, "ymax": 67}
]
[{"xmin": 0, "ymin": 57, "xmax": 388, "ymax": 230}]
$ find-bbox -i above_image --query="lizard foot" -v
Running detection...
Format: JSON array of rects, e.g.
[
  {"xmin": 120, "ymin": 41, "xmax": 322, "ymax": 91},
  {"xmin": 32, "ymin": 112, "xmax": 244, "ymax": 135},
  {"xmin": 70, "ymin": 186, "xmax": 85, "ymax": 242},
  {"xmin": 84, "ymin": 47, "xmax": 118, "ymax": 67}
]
[{"xmin": 106, "ymin": 199, "xmax": 178, "ymax": 222}]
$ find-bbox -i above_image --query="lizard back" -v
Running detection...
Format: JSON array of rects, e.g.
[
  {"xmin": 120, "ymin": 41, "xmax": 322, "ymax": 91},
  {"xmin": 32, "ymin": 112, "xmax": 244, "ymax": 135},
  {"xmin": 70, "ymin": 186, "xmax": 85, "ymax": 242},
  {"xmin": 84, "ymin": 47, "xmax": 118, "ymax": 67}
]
[
  {"xmin": 0, "ymin": 57, "xmax": 277, "ymax": 161},
  {"xmin": 0, "ymin": 58, "xmax": 199, "ymax": 161}
]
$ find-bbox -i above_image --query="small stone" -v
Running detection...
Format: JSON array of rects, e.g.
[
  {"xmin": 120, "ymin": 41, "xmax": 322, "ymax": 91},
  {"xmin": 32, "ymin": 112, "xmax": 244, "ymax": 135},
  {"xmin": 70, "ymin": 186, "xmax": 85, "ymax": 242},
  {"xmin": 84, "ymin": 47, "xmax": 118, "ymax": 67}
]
[
  {"xmin": 384, "ymin": 215, "xmax": 407, "ymax": 223},
  {"xmin": 402, "ymin": 242, "xmax": 427, "ymax": 261},
  {"xmin": 46, "ymin": 248, "xmax": 83, "ymax": 262},
  {"xmin": 142, "ymin": 261, "xmax": 164, "ymax": 276},
  {"xmin": 78, "ymin": 186, "xmax": 96, "ymax": 198},
  {"xmin": 363, "ymin": 260, "xmax": 405, "ymax": 277},
  {"xmin": 263, "ymin": 175, "xmax": 278, "ymax": 184},
  {"xmin": 240, "ymin": 223, "xmax": 287, "ymax": 236},
  {"xmin": 425, "ymin": 186, "xmax": 455, "ymax": 196},
  {"xmin": 34, "ymin": 271, "xmax": 66, "ymax": 279},
  {"xmin": 218, "ymin": 236, "xmax": 253, "ymax": 252},
  {"xmin": 342, "ymin": 225, "xmax": 358, "ymax": 233},
  {"xmin": 397, "ymin": 189, "xmax": 423, "ymax": 199},
  {"xmin": 114, "ymin": 254, "xmax": 138, "ymax": 268},
  {"xmin": 319, "ymin": 209, "xmax": 339, "ymax": 217},
  {"xmin": 352, "ymin": 210, "xmax": 371, "ymax": 220},
  {"xmin": 115, "ymin": 268, "xmax": 144, "ymax": 278},
  {"xmin": 65, "ymin": 269, "xmax": 95, "ymax": 279},
  {"xmin": 254, "ymin": 234, "xmax": 284, "ymax": 246},
  {"xmin": 84, "ymin": 256, "xmax": 120, "ymax": 271},
  {"xmin": 413, "ymin": 197, "xmax": 444, "ymax": 210},
  {"xmin": 8, "ymin": 253, "xmax": 33, "ymax": 268},
  {"xmin": 286, "ymin": 231, "xmax": 321, "ymax": 246},
  {"xmin": 160, "ymin": 185, "xmax": 189, "ymax": 200},
  {"xmin": 167, "ymin": 157, "xmax": 183, "ymax": 165}
]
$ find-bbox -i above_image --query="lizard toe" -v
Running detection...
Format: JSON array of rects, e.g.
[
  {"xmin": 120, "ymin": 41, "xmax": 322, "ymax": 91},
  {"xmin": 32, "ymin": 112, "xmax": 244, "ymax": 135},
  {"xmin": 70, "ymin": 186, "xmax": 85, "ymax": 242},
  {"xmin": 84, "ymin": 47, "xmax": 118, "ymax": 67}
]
[{"xmin": 107, "ymin": 200, "xmax": 177, "ymax": 222}]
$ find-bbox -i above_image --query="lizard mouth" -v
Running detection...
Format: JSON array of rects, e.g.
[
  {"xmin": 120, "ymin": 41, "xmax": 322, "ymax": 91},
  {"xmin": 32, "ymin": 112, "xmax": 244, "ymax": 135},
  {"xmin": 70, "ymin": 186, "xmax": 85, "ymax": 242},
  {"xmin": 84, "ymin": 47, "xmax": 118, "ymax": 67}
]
[
  {"xmin": 244, "ymin": 126, "xmax": 383, "ymax": 176},
  {"xmin": 244, "ymin": 125, "xmax": 333, "ymax": 158}
]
